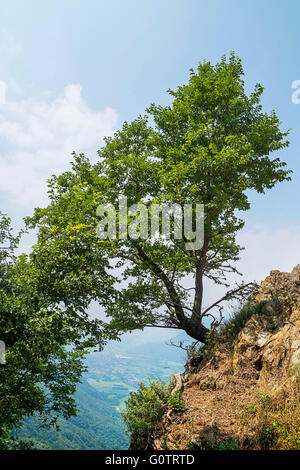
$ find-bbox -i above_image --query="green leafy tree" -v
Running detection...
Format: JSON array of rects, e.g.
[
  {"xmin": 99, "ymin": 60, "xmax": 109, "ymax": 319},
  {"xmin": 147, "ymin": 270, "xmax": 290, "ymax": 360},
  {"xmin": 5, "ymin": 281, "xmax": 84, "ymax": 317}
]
[
  {"xmin": 0, "ymin": 212, "xmax": 114, "ymax": 448},
  {"xmin": 26, "ymin": 54, "xmax": 291, "ymax": 344}
]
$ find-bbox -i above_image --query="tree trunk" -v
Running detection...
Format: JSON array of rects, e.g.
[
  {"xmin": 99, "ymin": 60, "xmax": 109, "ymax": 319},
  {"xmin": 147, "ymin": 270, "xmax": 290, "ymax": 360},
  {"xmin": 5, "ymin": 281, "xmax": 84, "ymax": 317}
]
[
  {"xmin": 184, "ymin": 263, "xmax": 208, "ymax": 343},
  {"xmin": 184, "ymin": 319, "xmax": 209, "ymax": 343}
]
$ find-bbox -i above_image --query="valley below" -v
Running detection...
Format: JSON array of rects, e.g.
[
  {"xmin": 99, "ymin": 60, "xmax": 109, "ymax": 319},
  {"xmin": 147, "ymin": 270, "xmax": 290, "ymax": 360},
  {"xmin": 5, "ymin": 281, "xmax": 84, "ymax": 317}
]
[{"xmin": 15, "ymin": 333, "xmax": 186, "ymax": 449}]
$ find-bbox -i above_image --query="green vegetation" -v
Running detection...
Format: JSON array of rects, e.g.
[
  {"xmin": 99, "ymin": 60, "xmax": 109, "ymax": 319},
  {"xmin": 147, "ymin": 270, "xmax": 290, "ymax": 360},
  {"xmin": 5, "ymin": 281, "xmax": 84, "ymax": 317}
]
[
  {"xmin": 25, "ymin": 53, "xmax": 291, "ymax": 347},
  {"xmin": 254, "ymin": 387, "xmax": 300, "ymax": 450},
  {"xmin": 122, "ymin": 378, "xmax": 175, "ymax": 439},
  {"xmin": 167, "ymin": 390, "xmax": 185, "ymax": 412},
  {"xmin": 86, "ymin": 378, "xmax": 133, "ymax": 409},
  {"xmin": 13, "ymin": 337, "xmax": 184, "ymax": 449},
  {"xmin": 218, "ymin": 440, "xmax": 239, "ymax": 450},
  {"xmin": 0, "ymin": 54, "xmax": 293, "ymax": 448},
  {"xmin": 0, "ymin": 214, "xmax": 83, "ymax": 447},
  {"xmin": 0, "ymin": 212, "xmax": 117, "ymax": 448},
  {"xmin": 185, "ymin": 436, "xmax": 239, "ymax": 450}
]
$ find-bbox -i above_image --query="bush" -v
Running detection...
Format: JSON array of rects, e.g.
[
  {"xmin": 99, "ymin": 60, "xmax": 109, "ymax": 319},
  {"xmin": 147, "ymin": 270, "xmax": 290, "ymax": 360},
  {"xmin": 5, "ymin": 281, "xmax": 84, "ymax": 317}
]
[
  {"xmin": 122, "ymin": 378, "xmax": 175, "ymax": 437},
  {"xmin": 167, "ymin": 391, "xmax": 185, "ymax": 411}
]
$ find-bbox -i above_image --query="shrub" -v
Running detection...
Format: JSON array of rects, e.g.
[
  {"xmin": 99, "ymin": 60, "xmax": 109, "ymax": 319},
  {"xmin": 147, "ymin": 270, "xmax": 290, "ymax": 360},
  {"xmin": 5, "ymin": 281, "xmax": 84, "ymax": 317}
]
[
  {"xmin": 122, "ymin": 378, "xmax": 175, "ymax": 438},
  {"xmin": 167, "ymin": 390, "xmax": 185, "ymax": 411}
]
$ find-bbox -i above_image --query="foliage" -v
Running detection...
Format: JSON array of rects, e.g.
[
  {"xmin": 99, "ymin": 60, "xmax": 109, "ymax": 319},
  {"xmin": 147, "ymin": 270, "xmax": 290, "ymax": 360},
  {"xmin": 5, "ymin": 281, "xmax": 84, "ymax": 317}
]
[
  {"xmin": 16, "ymin": 338, "xmax": 184, "ymax": 450},
  {"xmin": 218, "ymin": 440, "xmax": 239, "ymax": 450},
  {"xmin": 0, "ymin": 433, "xmax": 34, "ymax": 450},
  {"xmin": 25, "ymin": 53, "xmax": 291, "ymax": 344},
  {"xmin": 167, "ymin": 390, "xmax": 185, "ymax": 411},
  {"xmin": 1, "ymin": 53, "xmax": 294, "ymax": 450},
  {"xmin": 0, "ymin": 212, "xmax": 115, "ymax": 447},
  {"xmin": 122, "ymin": 378, "xmax": 175, "ymax": 438},
  {"xmin": 186, "ymin": 435, "xmax": 239, "ymax": 450}
]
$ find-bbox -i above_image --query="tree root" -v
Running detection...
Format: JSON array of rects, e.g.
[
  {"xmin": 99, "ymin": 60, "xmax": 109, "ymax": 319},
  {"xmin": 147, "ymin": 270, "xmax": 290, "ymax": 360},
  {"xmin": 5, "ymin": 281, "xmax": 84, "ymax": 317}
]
[{"xmin": 171, "ymin": 373, "xmax": 183, "ymax": 394}]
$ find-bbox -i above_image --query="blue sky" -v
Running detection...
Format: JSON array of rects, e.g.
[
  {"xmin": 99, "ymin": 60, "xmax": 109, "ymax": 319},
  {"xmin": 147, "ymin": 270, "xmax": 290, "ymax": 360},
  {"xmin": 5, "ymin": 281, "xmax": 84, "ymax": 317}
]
[{"xmin": 0, "ymin": 0, "xmax": 299, "ymax": 296}]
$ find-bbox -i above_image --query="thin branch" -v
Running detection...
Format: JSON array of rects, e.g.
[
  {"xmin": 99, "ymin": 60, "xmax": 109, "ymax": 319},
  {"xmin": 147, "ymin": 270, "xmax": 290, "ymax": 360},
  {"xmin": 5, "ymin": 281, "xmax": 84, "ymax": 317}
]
[
  {"xmin": 167, "ymin": 339, "xmax": 193, "ymax": 351},
  {"xmin": 142, "ymin": 324, "xmax": 181, "ymax": 330},
  {"xmin": 201, "ymin": 281, "xmax": 257, "ymax": 317}
]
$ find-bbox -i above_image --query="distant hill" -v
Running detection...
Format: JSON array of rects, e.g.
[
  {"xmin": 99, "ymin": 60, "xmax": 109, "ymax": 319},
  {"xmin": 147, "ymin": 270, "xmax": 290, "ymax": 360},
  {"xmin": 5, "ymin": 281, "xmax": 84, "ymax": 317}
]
[
  {"xmin": 14, "ymin": 333, "xmax": 186, "ymax": 449},
  {"xmin": 15, "ymin": 378, "xmax": 128, "ymax": 450},
  {"xmin": 124, "ymin": 338, "xmax": 188, "ymax": 364}
]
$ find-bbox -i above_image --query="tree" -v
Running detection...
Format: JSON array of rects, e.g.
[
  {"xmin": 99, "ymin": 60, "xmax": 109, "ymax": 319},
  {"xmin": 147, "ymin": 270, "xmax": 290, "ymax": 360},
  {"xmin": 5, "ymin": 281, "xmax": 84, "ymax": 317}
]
[
  {"xmin": 0, "ymin": 212, "xmax": 114, "ymax": 448},
  {"xmin": 26, "ymin": 53, "xmax": 291, "ymax": 344}
]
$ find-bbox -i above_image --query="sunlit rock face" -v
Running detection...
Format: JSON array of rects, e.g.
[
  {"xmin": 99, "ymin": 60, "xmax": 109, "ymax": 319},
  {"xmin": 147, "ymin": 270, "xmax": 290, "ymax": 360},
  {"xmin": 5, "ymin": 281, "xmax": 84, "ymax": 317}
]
[{"xmin": 233, "ymin": 265, "xmax": 300, "ymax": 386}]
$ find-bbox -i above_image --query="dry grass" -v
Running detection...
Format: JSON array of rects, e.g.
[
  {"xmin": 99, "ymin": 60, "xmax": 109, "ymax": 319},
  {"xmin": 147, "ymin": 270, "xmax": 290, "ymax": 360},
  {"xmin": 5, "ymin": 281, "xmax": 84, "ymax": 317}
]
[
  {"xmin": 253, "ymin": 379, "xmax": 300, "ymax": 450},
  {"xmin": 149, "ymin": 346, "xmax": 300, "ymax": 450}
]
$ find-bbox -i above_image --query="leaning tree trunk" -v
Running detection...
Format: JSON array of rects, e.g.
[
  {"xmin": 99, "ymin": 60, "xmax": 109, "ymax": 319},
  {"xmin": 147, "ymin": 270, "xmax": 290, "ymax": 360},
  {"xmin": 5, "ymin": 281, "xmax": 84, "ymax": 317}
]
[{"xmin": 184, "ymin": 319, "xmax": 209, "ymax": 343}]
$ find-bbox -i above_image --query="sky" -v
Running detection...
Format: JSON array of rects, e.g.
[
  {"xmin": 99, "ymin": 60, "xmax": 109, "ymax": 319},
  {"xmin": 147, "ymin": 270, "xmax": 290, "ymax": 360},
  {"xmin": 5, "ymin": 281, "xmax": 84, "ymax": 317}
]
[{"xmin": 0, "ymin": 0, "xmax": 300, "ymax": 341}]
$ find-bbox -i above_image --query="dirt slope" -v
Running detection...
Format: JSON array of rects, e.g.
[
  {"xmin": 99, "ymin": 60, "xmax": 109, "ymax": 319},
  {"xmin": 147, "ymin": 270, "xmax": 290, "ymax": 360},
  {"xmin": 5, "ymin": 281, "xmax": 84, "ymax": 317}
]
[{"xmin": 143, "ymin": 266, "xmax": 300, "ymax": 450}]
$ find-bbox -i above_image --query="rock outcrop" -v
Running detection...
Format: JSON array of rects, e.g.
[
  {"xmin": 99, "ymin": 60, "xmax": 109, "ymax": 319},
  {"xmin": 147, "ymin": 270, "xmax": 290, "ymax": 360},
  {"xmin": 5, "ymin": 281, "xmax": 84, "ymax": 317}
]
[
  {"xmin": 233, "ymin": 265, "xmax": 300, "ymax": 386},
  {"xmin": 138, "ymin": 266, "xmax": 300, "ymax": 450}
]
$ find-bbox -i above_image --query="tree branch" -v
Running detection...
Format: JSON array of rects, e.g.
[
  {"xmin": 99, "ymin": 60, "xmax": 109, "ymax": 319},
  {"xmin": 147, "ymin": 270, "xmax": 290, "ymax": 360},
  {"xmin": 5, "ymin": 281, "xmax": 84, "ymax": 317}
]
[
  {"xmin": 134, "ymin": 242, "xmax": 188, "ymax": 329},
  {"xmin": 201, "ymin": 281, "xmax": 257, "ymax": 317}
]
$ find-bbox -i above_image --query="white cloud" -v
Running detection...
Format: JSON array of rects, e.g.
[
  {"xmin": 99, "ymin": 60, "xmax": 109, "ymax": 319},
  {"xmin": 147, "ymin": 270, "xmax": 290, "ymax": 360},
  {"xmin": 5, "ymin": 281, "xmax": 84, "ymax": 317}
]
[{"xmin": 0, "ymin": 84, "xmax": 118, "ymax": 207}]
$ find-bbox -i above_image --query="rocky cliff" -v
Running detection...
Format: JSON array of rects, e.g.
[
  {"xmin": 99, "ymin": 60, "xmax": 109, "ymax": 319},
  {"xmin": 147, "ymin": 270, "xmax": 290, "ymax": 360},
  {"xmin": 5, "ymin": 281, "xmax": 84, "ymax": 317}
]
[{"xmin": 135, "ymin": 266, "xmax": 300, "ymax": 450}]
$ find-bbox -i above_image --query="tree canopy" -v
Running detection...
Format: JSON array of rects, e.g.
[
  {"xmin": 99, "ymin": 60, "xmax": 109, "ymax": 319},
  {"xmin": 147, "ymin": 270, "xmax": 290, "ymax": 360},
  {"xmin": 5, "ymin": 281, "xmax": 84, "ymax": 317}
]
[
  {"xmin": 26, "ymin": 53, "xmax": 291, "ymax": 344},
  {"xmin": 0, "ymin": 212, "xmax": 116, "ymax": 448}
]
